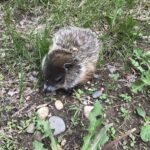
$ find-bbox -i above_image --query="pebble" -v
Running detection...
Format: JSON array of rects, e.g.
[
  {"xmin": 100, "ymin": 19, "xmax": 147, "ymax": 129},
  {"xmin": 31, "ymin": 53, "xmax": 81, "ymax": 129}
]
[
  {"xmin": 34, "ymin": 131, "xmax": 43, "ymax": 141},
  {"xmin": 37, "ymin": 106, "xmax": 49, "ymax": 120},
  {"xmin": 84, "ymin": 106, "xmax": 94, "ymax": 118},
  {"xmin": 93, "ymin": 74, "xmax": 100, "ymax": 79},
  {"xmin": 49, "ymin": 116, "xmax": 66, "ymax": 135},
  {"xmin": 8, "ymin": 90, "xmax": 18, "ymax": 97},
  {"xmin": 25, "ymin": 95, "xmax": 30, "ymax": 101},
  {"xmin": 32, "ymin": 71, "xmax": 38, "ymax": 77},
  {"xmin": 61, "ymin": 139, "xmax": 67, "ymax": 146},
  {"xmin": 55, "ymin": 100, "xmax": 63, "ymax": 110},
  {"xmin": 26, "ymin": 123, "xmax": 35, "ymax": 133},
  {"xmin": 92, "ymin": 90, "xmax": 102, "ymax": 98}
]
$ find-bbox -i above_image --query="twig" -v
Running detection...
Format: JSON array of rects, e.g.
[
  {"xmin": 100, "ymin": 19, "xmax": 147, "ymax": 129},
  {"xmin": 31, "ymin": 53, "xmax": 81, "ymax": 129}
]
[
  {"xmin": 12, "ymin": 103, "xmax": 30, "ymax": 117},
  {"xmin": 101, "ymin": 128, "xmax": 137, "ymax": 150}
]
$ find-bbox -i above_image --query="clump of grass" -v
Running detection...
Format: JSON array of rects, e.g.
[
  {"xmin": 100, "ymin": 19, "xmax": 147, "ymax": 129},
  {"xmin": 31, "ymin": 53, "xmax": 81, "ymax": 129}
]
[
  {"xmin": 30, "ymin": 27, "xmax": 51, "ymax": 65},
  {"xmin": 3, "ymin": 5, "xmax": 30, "ymax": 59},
  {"xmin": 130, "ymin": 49, "xmax": 150, "ymax": 94},
  {"xmin": 100, "ymin": 0, "xmax": 140, "ymax": 62}
]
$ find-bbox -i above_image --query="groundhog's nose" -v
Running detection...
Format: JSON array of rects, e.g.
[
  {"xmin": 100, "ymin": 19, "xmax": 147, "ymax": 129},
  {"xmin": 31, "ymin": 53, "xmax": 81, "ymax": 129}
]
[{"xmin": 43, "ymin": 84, "xmax": 56, "ymax": 93}]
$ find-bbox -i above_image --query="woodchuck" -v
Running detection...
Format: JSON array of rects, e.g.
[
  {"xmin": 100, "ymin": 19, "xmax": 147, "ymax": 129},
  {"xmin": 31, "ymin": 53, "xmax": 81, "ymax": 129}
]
[{"xmin": 42, "ymin": 26, "xmax": 100, "ymax": 92}]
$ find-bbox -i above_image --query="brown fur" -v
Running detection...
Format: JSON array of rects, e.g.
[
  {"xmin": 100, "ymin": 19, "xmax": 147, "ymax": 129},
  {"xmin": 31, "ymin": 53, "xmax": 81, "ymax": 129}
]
[
  {"xmin": 79, "ymin": 62, "xmax": 96, "ymax": 84},
  {"xmin": 49, "ymin": 50, "xmax": 73, "ymax": 66}
]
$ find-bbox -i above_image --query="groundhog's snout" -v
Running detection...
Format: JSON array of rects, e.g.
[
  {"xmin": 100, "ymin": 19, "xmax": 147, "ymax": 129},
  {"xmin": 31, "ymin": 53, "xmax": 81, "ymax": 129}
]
[{"xmin": 43, "ymin": 84, "xmax": 56, "ymax": 93}]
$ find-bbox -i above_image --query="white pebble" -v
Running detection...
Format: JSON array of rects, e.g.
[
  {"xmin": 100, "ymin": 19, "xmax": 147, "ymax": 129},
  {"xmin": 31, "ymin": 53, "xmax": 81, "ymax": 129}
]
[
  {"xmin": 84, "ymin": 106, "xmax": 94, "ymax": 118},
  {"xmin": 26, "ymin": 123, "xmax": 35, "ymax": 134},
  {"xmin": 55, "ymin": 100, "xmax": 63, "ymax": 110},
  {"xmin": 61, "ymin": 139, "xmax": 67, "ymax": 146},
  {"xmin": 37, "ymin": 106, "xmax": 49, "ymax": 120}
]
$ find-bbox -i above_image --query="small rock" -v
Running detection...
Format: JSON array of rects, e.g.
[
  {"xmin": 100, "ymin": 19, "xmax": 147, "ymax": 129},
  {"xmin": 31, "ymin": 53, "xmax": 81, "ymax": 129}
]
[
  {"xmin": 26, "ymin": 123, "xmax": 35, "ymax": 133},
  {"xmin": 84, "ymin": 106, "xmax": 94, "ymax": 118},
  {"xmin": 37, "ymin": 106, "xmax": 49, "ymax": 120},
  {"xmin": 61, "ymin": 139, "xmax": 67, "ymax": 146},
  {"xmin": 55, "ymin": 100, "xmax": 63, "ymax": 110},
  {"xmin": 49, "ymin": 116, "xmax": 66, "ymax": 135},
  {"xmin": 32, "ymin": 71, "xmax": 38, "ymax": 77},
  {"xmin": 8, "ymin": 90, "xmax": 18, "ymax": 96},
  {"xmin": 92, "ymin": 90, "xmax": 102, "ymax": 98},
  {"xmin": 93, "ymin": 74, "xmax": 100, "ymax": 79},
  {"xmin": 25, "ymin": 95, "xmax": 30, "ymax": 101},
  {"xmin": 101, "ymin": 87, "xmax": 104, "ymax": 92},
  {"xmin": 34, "ymin": 131, "xmax": 43, "ymax": 141},
  {"xmin": 107, "ymin": 64, "xmax": 117, "ymax": 73}
]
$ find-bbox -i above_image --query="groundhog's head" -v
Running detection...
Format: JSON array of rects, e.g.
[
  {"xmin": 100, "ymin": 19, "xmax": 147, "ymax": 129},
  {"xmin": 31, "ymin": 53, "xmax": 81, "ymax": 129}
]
[{"xmin": 42, "ymin": 50, "xmax": 77, "ymax": 92}]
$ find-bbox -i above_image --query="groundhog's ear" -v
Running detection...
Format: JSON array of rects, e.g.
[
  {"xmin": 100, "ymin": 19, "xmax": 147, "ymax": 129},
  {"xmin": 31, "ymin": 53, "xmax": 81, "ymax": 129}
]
[{"xmin": 64, "ymin": 58, "xmax": 78, "ymax": 70}]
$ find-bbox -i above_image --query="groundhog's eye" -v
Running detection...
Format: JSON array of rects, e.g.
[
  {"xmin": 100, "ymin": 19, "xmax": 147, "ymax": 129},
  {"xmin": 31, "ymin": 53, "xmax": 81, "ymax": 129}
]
[{"xmin": 55, "ymin": 75, "xmax": 63, "ymax": 83}]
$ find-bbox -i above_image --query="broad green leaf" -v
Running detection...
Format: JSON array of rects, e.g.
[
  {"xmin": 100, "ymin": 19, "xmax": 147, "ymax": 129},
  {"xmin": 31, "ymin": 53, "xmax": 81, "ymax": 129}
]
[
  {"xmin": 131, "ymin": 81, "xmax": 144, "ymax": 93},
  {"xmin": 88, "ymin": 100, "xmax": 103, "ymax": 132},
  {"xmin": 90, "ymin": 123, "xmax": 113, "ymax": 150},
  {"xmin": 130, "ymin": 58, "xmax": 144, "ymax": 73},
  {"xmin": 36, "ymin": 120, "xmax": 51, "ymax": 138},
  {"xmin": 136, "ymin": 107, "xmax": 146, "ymax": 118},
  {"xmin": 36, "ymin": 120, "xmax": 57, "ymax": 150},
  {"xmin": 33, "ymin": 141, "xmax": 48, "ymax": 150},
  {"xmin": 133, "ymin": 49, "xmax": 143, "ymax": 60},
  {"xmin": 140, "ymin": 125, "xmax": 150, "ymax": 142},
  {"xmin": 81, "ymin": 101, "xmax": 103, "ymax": 150},
  {"xmin": 142, "ymin": 70, "xmax": 150, "ymax": 85}
]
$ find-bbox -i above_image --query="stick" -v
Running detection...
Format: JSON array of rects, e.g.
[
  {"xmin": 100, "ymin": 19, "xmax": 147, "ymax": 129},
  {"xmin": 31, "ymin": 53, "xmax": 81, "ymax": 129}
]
[{"xmin": 101, "ymin": 128, "xmax": 137, "ymax": 150}]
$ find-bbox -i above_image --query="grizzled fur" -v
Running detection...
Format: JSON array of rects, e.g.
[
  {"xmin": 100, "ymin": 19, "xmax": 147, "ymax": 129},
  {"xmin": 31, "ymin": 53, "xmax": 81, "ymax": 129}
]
[{"xmin": 42, "ymin": 26, "xmax": 100, "ymax": 92}]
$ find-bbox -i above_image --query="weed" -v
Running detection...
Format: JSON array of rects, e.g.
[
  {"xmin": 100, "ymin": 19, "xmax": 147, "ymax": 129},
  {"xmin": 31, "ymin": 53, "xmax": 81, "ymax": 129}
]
[
  {"xmin": 129, "ymin": 134, "xmax": 136, "ymax": 147},
  {"xmin": 109, "ymin": 73, "xmax": 120, "ymax": 81},
  {"xmin": 99, "ymin": 93, "xmax": 108, "ymax": 100},
  {"xmin": 119, "ymin": 107, "xmax": 130, "ymax": 120},
  {"xmin": 68, "ymin": 104, "xmax": 81, "ymax": 126},
  {"xmin": 0, "ymin": 133, "xmax": 22, "ymax": 150},
  {"xmin": 120, "ymin": 93, "xmax": 132, "ymax": 102},
  {"xmin": 86, "ymin": 87, "xmax": 97, "ymax": 95},
  {"xmin": 140, "ymin": 125, "xmax": 150, "ymax": 142},
  {"xmin": 110, "ymin": 127, "xmax": 116, "ymax": 139},
  {"xmin": 130, "ymin": 49, "xmax": 150, "ymax": 93},
  {"xmin": 136, "ymin": 107, "xmax": 150, "ymax": 142},
  {"xmin": 73, "ymin": 89, "xmax": 84, "ymax": 101},
  {"xmin": 81, "ymin": 100, "xmax": 113, "ymax": 150},
  {"xmin": 33, "ymin": 119, "xmax": 58, "ymax": 150},
  {"xmin": 136, "ymin": 107, "xmax": 146, "ymax": 118}
]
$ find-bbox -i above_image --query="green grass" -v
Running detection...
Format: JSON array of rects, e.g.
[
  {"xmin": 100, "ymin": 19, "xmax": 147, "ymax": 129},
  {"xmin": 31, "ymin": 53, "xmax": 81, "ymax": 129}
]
[{"xmin": 3, "ymin": 0, "xmax": 140, "ymax": 63}]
